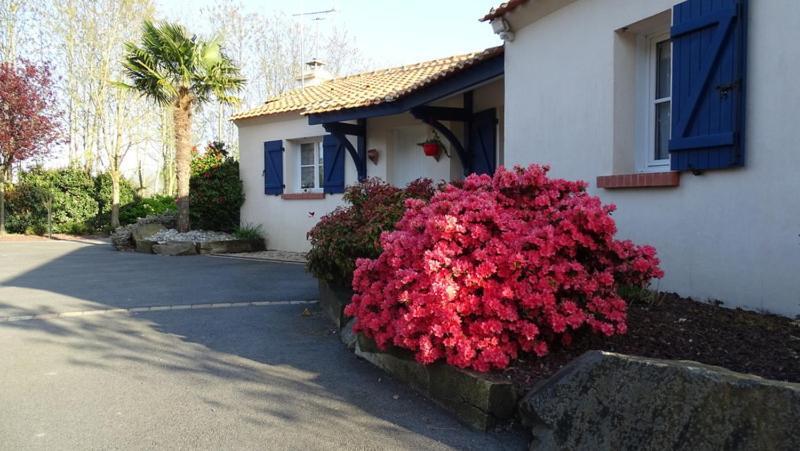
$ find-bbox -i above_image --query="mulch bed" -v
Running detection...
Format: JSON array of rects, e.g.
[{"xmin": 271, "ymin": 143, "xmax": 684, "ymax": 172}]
[{"xmin": 504, "ymin": 293, "xmax": 800, "ymax": 390}]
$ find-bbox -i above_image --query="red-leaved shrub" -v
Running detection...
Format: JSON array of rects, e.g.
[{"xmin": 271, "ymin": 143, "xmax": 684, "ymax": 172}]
[
  {"xmin": 345, "ymin": 165, "xmax": 663, "ymax": 372},
  {"xmin": 306, "ymin": 178, "xmax": 436, "ymax": 284}
]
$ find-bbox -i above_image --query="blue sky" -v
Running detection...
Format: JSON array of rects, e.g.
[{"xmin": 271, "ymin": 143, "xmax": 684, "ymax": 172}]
[{"xmin": 155, "ymin": 0, "xmax": 501, "ymax": 68}]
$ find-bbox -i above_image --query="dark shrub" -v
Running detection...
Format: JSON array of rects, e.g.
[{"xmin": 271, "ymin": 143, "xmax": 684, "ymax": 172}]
[
  {"xmin": 93, "ymin": 172, "xmax": 136, "ymax": 231},
  {"xmin": 189, "ymin": 141, "xmax": 244, "ymax": 232},
  {"xmin": 4, "ymin": 182, "xmax": 50, "ymax": 235},
  {"xmin": 306, "ymin": 178, "xmax": 436, "ymax": 284},
  {"xmin": 118, "ymin": 195, "xmax": 177, "ymax": 225},
  {"xmin": 6, "ymin": 167, "xmax": 97, "ymax": 234}
]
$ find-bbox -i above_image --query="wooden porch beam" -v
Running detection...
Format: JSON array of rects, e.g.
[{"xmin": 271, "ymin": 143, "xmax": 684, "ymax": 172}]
[
  {"xmin": 324, "ymin": 120, "xmax": 367, "ymax": 181},
  {"xmin": 322, "ymin": 121, "xmax": 365, "ymax": 137},
  {"xmin": 409, "ymin": 106, "xmax": 470, "ymax": 122}
]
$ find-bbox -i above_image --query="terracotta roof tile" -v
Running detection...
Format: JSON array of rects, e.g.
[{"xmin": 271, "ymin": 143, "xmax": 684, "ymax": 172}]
[
  {"xmin": 231, "ymin": 46, "xmax": 503, "ymax": 121},
  {"xmin": 480, "ymin": 0, "xmax": 529, "ymax": 22}
]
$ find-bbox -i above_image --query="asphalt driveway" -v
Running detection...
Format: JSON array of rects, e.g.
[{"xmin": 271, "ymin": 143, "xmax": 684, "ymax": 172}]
[{"xmin": 0, "ymin": 241, "xmax": 527, "ymax": 450}]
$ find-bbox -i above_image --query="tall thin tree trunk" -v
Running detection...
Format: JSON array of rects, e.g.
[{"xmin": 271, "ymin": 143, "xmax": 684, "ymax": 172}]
[
  {"xmin": 110, "ymin": 169, "xmax": 120, "ymax": 229},
  {"xmin": 137, "ymin": 160, "xmax": 145, "ymax": 197},
  {"xmin": 173, "ymin": 91, "xmax": 192, "ymax": 232},
  {"xmin": 0, "ymin": 166, "xmax": 6, "ymax": 235},
  {"xmin": 110, "ymin": 98, "xmax": 123, "ymax": 229},
  {"xmin": 161, "ymin": 106, "xmax": 176, "ymax": 195}
]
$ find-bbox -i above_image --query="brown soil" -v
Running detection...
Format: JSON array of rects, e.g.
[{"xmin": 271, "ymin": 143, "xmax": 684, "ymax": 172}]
[
  {"xmin": 0, "ymin": 233, "xmax": 50, "ymax": 241},
  {"xmin": 504, "ymin": 293, "xmax": 800, "ymax": 390},
  {"xmin": 0, "ymin": 233, "xmax": 108, "ymax": 243}
]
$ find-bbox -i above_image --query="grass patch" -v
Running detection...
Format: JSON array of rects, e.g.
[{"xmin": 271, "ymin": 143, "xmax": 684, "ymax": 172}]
[{"xmin": 233, "ymin": 223, "xmax": 263, "ymax": 241}]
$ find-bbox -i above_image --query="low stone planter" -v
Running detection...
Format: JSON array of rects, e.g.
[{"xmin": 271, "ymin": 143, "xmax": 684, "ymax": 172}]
[
  {"xmin": 318, "ymin": 279, "xmax": 353, "ymax": 329},
  {"xmin": 520, "ymin": 351, "xmax": 800, "ymax": 450},
  {"xmin": 136, "ymin": 238, "xmax": 266, "ymax": 256},
  {"xmin": 152, "ymin": 241, "xmax": 197, "ymax": 256},
  {"xmin": 355, "ymin": 334, "xmax": 517, "ymax": 431},
  {"xmin": 198, "ymin": 238, "xmax": 266, "ymax": 254}
]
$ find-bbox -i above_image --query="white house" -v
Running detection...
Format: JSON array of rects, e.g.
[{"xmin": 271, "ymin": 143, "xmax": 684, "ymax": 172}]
[
  {"xmin": 483, "ymin": 0, "xmax": 800, "ymax": 316},
  {"xmin": 233, "ymin": 48, "xmax": 504, "ymax": 252}
]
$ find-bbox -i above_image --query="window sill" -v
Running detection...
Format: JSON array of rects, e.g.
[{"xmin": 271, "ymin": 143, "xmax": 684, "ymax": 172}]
[
  {"xmin": 596, "ymin": 171, "xmax": 680, "ymax": 189},
  {"xmin": 281, "ymin": 192, "xmax": 326, "ymax": 200}
]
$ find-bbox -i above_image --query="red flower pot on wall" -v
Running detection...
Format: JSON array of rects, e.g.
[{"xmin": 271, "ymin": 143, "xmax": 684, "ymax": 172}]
[{"xmin": 422, "ymin": 142, "xmax": 441, "ymax": 158}]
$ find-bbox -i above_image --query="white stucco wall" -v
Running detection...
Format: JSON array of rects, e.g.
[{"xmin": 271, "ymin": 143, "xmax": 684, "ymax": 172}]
[
  {"xmin": 237, "ymin": 113, "xmax": 356, "ymax": 252},
  {"xmin": 236, "ymin": 79, "xmax": 505, "ymax": 253},
  {"xmin": 503, "ymin": 0, "xmax": 800, "ymax": 315}
]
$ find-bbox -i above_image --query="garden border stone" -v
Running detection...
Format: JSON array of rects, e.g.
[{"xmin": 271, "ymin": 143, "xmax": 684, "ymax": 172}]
[
  {"xmin": 135, "ymin": 239, "xmax": 156, "ymax": 254},
  {"xmin": 354, "ymin": 334, "xmax": 518, "ymax": 431},
  {"xmin": 131, "ymin": 223, "xmax": 165, "ymax": 245},
  {"xmin": 198, "ymin": 238, "xmax": 266, "ymax": 254},
  {"xmin": 318, "ymin": 279, "xmax": 353, "ymax": 329},
  {"xmin": 152, "ymin": 241, "xmax": 198, "ymax": 256}
]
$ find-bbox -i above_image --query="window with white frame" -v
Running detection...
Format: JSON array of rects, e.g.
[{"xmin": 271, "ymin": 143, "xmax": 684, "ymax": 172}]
[
  {"xmin": 646, "ymin": 33, "xmax": 672, "ymax": 169},
  {"xmin": 298, "ymin": 140, "xmax": 323, "ymax": 191}
]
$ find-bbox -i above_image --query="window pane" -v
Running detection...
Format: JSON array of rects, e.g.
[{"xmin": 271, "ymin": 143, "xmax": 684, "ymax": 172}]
[
  {"xmin": 656, "ymin": 40, "xmax": 671, "ymax": 99},
  {"xmin": 300, "ymin": 143, "xmax": 315, "ymax": 165},
  {"xmin": 301, "ymin": 166, "xmax": 314, "ymax": 189},
  {"xmin": 317, "ymin": 144, "xmax": 324, "ymax": 188},
  {"xmin": 655, "ymin": 101, "xmax": 671, "ymax": 161}
]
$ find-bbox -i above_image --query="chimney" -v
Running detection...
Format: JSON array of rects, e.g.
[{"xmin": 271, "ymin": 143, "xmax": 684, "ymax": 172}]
[{"xmin": 297, "ymin": 58, "xmax": 332, "ymax": 87}]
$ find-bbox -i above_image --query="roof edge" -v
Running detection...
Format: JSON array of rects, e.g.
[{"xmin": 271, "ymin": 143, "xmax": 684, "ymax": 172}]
[
  {"xmin": 230, "ymin": 45, "xmax": 504, "ymax": 122},
  {"xmin": 480, "ymin": 0, "xmax": 530, "ymax": 22}
]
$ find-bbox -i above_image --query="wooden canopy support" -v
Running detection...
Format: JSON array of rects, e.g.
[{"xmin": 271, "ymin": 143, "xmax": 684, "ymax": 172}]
[
  {"xmin": 410, "ymin": 92, "xmax": 474, "ymax": 176},
  {"xmin": 323, "ymin": 119, "xmax": 367, "ymax": 181}
]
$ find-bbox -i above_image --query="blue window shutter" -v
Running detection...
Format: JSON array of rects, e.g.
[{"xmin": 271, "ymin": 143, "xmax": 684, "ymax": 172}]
[
  {"xmin": 322, "ymin": 134, "xmax": 345, "ymax": 193},
  {"xmin": 264, "ymin": 140, "xmax": 284, "ymax": 195},
  {"xmin": 469, "ymin": 108, "xmax": 498, "ymax": 175},
  {"xmin": 669, "ymin": 0, "xmax": 747, "ymax": 171}
]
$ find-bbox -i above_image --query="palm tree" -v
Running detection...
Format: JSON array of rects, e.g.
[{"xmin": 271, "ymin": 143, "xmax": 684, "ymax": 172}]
[{"xmin": 121, "ymin": 21, "xmax": 245, "ymax": 232}]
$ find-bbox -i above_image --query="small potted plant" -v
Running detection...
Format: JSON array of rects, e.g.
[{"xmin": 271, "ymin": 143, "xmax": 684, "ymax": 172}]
[{"xmin": 418, "ymin": 131, "xmax": 447, "ymax": 161}]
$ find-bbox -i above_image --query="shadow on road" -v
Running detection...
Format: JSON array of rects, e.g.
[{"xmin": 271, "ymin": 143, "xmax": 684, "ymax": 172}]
[{"xmin": 0, "ymin": 242, "xmax": 527, "ymax": 450}]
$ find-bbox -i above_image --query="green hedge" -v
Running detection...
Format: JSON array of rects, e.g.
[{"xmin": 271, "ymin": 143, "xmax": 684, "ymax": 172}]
[
  {"xmin": 6, "ymin": 167, "xmax": 99, "ymax": 234},
  {"xmin": 119, "ymin": 195, "xmax": 176, "ymax": 225},
  {"xmin": 189, "ymin": 142, "xmax": 244, "ymax": 232},
  {"xmin": 3, "ymin": 167, "xmax": 172, "ymax": 235},
  {"xmin": 94, "ymin": 172, "xmax": 137, "ymax": 231}
]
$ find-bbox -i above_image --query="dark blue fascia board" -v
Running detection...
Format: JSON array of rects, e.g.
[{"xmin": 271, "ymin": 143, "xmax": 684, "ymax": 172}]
[{"xmin": 307, "ymin": 54, "xmax": 503, "ymax": 125}]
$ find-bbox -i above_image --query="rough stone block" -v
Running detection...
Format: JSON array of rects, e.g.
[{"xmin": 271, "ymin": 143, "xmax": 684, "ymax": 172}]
[
  {"xmin": 339, "ymin": 318, "xmax": 357, "ymax": 350},
  {"xmin": 520, "ymin": 351, "xmax": 800, "ymax": 451},
  {"xmin": 131, "ymin": 223, "xmax": 165, "ymax": 244},
  {"xmin": 152, "ymin": 241, "xmax": 198, "ymax": 256},
  {"xmin": 135, "ymin": 239, "xmax": 156, "ymax": 254},
  {"xmin": 197, "ymin": 239, "xmax": 266, "ymax": 254},
  {"xmin": 318, "ymin": 279, "xmax": 353, "ymax": 329}
]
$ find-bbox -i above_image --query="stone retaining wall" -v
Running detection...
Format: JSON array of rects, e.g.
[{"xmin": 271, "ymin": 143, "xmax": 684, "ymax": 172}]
[
  {"xmin": 318, "ymin": 279, "xmax": 353, "ymax": 329},
  {"xmin": 317, "ymin": 276, "xmax": 518, "ymax": 431}
]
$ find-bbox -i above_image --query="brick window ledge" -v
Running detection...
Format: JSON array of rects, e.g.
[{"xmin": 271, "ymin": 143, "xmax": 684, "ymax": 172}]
[
  {"xmin": 596, "ymin": 172, "xmax": 680, "ymax": 189},
  {"xmin": 281, "ymin": 192, "xmax": 326, "ymax": 200}
]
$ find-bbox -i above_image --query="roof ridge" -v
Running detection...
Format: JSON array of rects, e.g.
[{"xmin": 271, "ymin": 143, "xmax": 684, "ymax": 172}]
[
  {"xmin": 263, "ymin": 46, "xmax": 501, "ymax": 103},
  {"xmin": 231, "ymin": 45, "xmax": 503, "ymax": 121}
]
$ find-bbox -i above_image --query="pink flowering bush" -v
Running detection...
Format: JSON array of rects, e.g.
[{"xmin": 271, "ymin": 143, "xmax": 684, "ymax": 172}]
[{"xmin": 345, "ymin": 165, "xmax": 663, "ymax": 372}]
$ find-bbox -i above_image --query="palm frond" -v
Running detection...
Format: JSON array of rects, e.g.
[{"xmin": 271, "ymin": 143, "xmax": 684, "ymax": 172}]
[{"xmin": 121, "ymin": 20, "xmax": 246, "ymax": 108}]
